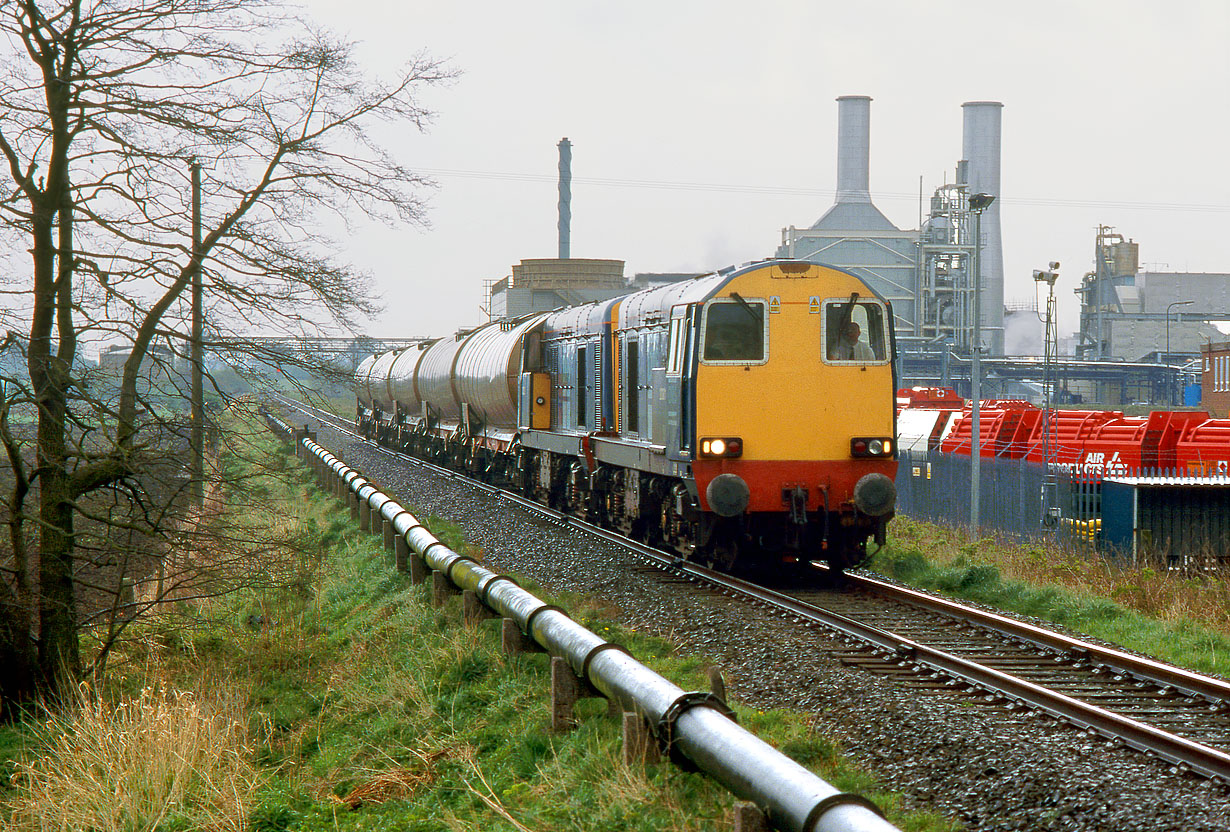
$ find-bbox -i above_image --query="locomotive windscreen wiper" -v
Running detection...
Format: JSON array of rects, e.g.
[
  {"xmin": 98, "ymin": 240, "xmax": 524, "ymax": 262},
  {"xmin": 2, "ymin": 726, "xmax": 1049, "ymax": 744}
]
[
  {"xmin": 840, "ymin": 291, "xmax": 860, "ymax": 326},
  {"xmin": 728, "ymin": 292, "xmax": 761, "ymax": 323}
]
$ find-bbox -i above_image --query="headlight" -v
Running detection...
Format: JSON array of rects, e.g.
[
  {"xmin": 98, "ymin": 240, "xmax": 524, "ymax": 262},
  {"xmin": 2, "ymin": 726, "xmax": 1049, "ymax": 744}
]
[
  {"xmin": 851, "ymin": 437, "xmax": 894, "ymax": 458},
  {"xmin": 699, "ymin": 437, "xmax": 743, "ymax": 458}
]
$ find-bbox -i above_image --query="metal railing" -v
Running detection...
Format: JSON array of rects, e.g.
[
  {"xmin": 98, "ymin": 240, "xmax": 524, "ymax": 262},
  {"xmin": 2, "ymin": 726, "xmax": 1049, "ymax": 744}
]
[{"xmin": 263, "ymin": 411, "xmax": 901, "ymax": 832}]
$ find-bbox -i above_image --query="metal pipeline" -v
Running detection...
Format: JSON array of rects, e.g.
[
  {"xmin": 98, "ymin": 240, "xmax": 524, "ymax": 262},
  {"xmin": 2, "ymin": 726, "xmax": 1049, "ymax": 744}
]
[{"xmin": 291, "ymin": 432, "xmax": 900, "ymax": 832}]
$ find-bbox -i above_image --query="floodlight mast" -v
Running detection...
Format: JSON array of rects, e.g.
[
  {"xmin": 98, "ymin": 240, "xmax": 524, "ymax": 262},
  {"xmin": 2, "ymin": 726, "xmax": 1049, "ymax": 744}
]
[
  {"xmin": 1034, "ymin": 265, "xmax": 1060, "ymax": 527},
  {"xmin": 968, "ymin": 193, "xmax": 995, "ymax": 534}
]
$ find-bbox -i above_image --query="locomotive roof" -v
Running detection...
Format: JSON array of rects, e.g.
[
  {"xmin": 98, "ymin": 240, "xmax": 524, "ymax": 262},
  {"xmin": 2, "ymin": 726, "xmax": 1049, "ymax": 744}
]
[{"xmin": 538, "ymin": 259, "xmax": 870, "ymax": 335}]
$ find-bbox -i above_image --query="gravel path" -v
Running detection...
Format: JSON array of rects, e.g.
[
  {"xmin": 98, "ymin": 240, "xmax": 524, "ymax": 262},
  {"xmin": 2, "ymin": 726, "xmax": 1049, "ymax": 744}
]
[{"xmin": 315, "ymin": 418, "xmax": 1230, "ymax": 832}]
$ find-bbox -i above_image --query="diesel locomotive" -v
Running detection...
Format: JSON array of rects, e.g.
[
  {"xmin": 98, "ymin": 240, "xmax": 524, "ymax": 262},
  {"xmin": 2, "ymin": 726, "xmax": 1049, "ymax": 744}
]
[{"xmin": 356, "ymin": 259, "xmax": 898, "ymax": 572}]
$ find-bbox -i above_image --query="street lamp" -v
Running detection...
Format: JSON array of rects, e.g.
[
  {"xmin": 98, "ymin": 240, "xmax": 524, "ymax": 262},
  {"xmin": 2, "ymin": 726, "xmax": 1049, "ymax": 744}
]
[
  {"xmin": 1034, "ymin": 263, "xmax": 1060, "ymax": 526},
  {"xmin": 1166, "ymin": 299, "xmax": 1194, "ymax": 406},
  {"xmin": 967, "ymin": 192, "xmax": 995, "ymax": 534}
]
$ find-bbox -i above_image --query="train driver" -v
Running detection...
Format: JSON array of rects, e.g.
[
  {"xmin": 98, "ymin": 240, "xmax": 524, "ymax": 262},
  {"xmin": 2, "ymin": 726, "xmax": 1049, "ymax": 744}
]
[{"xmin": 829, "ymin": 321, "xmax": 875, "ymax": 361}]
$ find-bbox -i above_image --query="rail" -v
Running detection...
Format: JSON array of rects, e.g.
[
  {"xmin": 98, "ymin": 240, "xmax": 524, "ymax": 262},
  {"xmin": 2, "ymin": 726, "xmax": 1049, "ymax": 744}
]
[{"xmin": 261, "ymin": 410, "xmax": 902, "ymax": 832}]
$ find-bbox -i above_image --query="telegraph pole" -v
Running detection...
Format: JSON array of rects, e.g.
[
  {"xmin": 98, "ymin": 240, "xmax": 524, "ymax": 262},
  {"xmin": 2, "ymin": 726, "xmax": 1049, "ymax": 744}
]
[{"xmin": 191, "ymin": 161, "xmax": 204, "ymax": 506}]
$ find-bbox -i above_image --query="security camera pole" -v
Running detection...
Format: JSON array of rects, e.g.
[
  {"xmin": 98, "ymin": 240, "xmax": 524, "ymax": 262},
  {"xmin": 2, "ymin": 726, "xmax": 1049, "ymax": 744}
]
[{"xmin": 968, "ymin": 193, "xmax": 996, "ymax": 533}]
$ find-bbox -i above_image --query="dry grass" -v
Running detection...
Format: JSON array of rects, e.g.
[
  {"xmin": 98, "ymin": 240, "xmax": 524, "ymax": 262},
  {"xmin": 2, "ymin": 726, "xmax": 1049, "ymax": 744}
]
[
  {"xmin": 5, "ymin": 681, "xmax": 263, "ymax": 832},
  {"xmin": 890, "ymin": 516, "xmax": 1230, "ymax": 639}
]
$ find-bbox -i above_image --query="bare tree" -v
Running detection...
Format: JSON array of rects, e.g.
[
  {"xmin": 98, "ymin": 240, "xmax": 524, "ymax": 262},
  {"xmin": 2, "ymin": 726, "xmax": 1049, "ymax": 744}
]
[{"xmin": 0, "ymin": 0, "xmax": 451, "ymax": 713}]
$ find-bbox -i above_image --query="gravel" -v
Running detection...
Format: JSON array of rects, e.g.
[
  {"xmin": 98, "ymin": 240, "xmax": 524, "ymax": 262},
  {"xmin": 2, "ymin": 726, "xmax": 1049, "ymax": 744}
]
[{"xmin": 312, "ymin": 418, "xmax": 1230, "ymax": 832}]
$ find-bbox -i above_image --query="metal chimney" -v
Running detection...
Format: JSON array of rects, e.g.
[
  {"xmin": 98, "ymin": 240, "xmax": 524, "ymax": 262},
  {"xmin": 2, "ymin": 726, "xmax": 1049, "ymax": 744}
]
[
  {"xmin": 835, "ymin": 95, "xmax": 873, "ymax": 204},
  {"xmin": 962, "ymin": 101, "xmax": 1004, "ymax": 355},
  {"xmin": 557, "ymin": 137, "xmax": 572, "ymax": 259}
]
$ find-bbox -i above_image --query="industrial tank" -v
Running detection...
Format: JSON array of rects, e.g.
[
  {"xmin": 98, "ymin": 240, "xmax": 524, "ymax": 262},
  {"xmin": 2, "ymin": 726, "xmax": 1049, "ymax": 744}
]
[
  {"xmin": 363, "ymin": 350, "xmax": 401, "ymax": 410},
  {"xmin": 355, "ymin": 354, "xmax": 378, "ymax": 407},
  {"xmin": 415, "ymin": 330, "xmax": 472, "ymax": 422},
  {"xmin": 388, "ymin": 341, "xmax": 433, "ymax": 417},
  {"xmin": 453, "ymin": 314, "xmax": 548, "ymax": 430}
]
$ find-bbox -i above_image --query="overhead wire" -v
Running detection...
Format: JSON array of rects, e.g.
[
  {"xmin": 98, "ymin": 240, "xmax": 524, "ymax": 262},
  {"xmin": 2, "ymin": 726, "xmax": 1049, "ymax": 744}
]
[{"xmin": 417, "ymin": 167, "xmax": 1230, "ymax": 213}]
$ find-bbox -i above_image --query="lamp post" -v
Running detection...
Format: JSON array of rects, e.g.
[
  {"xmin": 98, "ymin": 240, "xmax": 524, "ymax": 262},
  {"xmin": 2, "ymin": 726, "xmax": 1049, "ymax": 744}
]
[
  {"xmin": 1034, "ymin": 263, "xmax": 1060, "ymax": 526},
  {"xmin": 967, "ymin": 192, "xmax": 995, "ymax": 534},
  {"xmin": 1166, "ymin": 300, "xmax": 1193, "ymax": 406}
]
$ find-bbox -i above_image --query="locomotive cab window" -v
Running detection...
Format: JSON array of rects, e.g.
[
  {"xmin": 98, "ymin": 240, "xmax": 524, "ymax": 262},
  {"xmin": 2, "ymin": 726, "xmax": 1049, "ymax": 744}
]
[
  {"xmin": 824, "ymin": 299, "xmax": 889, "ymax": 363},
  {"xmin": 701, "ymin": 297, "xmax": 766, "ymax": 363}
]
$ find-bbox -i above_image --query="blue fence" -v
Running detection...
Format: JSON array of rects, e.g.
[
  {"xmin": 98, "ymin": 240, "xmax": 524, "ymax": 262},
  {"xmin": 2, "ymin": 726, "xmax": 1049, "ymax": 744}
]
[
  {"xmin": 896, "ymin": 451, "xmax": 1103, "ymax": 547},
  {"xmin": 896, "ymin": 451, "xmax": 1230, "ymax": 565}
]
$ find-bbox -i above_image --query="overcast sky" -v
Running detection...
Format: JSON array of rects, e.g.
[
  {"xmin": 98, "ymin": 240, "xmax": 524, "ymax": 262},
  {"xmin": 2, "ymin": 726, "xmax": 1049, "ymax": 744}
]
[{"xmin": 301, "ymin": 0, "xmax": 1230, "ymax": 343}]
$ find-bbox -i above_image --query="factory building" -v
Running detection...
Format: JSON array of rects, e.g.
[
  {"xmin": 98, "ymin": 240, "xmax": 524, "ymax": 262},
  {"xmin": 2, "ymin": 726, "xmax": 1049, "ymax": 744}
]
[
  {"xmin": 776, "ymin": 97, "xmax": 1008, "ymax": 357},
  {"xmin": 1076, "ymin": 226, "xmax": 1228, "ymax": 363},
  {"xmin": 487, "ymin": 258, "xmax": 626, "ymax": 319},
  {"xmin": 1202, "ymin": 341, "xmax": 1230, "ymax": 417}
]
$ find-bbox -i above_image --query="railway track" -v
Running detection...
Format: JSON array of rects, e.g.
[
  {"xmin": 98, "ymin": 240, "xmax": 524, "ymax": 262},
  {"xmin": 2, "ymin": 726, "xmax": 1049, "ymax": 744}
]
[{"xmin": 277, "ymin": 397, "xmax": 1230, "ymax": 783}]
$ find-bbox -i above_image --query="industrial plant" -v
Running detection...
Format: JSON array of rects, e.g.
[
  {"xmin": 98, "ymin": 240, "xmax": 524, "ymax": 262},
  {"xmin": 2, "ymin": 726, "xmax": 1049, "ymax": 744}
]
[{"xmin": 483, "ymin": 99, "xmax": 1230, "ymax": 410}]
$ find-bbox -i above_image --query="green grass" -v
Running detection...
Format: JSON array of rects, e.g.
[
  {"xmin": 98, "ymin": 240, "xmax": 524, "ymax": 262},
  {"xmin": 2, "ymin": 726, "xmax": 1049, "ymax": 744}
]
[
  {"xmin": 0, "ymin": 422, "xmax": 956, "ymax": 831},
  {"xmin": 870, "ymin": 541, "xmax": 1230, "ymax": 679}
]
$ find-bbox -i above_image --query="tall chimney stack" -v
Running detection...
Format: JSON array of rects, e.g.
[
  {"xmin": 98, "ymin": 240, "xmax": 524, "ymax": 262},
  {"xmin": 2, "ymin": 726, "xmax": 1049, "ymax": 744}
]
[
  {"xmin": 557, "ymin": 137, "xmax": 572, "ymax": 259},
  {"xmin": 835, "ymin": 95, "xmax": 873, "ymax": 204},
  {"xmin": 962, "ymin": 101, "xmax": 1004, "ymax": 355}
]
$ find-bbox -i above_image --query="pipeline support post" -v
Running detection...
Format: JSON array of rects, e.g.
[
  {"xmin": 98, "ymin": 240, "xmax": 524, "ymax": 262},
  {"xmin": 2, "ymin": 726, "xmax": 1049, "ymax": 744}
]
[
  {"xmin": 462, "ymin": 590, "xmax": 497, "ymax": 626},
  {"xmin": 622, "ymin": 711, "xmax": 661, "ymax": 766},
  {"xmin": 409, "ymin": 550, "xmax": 428, "ymax": 584},
  {"xmin": 359, "ymin": 500, "xmax": 371, "ymax": 532},
  {"xmin": 551, "ymin": 656, "xmax": 595, "ymax": 733},
  {"xmin": 731, "ymin": 802, "xmax": 770, "ymax": 832},
  {"xmin": 383, "ymin": 517, "xmax": 395, "ymax": 554},
  {"xmin": 349, "ymin": 490, "xmax": 359, "ymax": 522},
  {"xmin": 394, "ymin": 536, "xmax": 410, "ymax": 573},
  {"xmin": 501, "ymin": 618, "xmax": 544, "ymax": 656},
  {"xmin": 432, "ymin": 570, "xmax": 460, "ymax": 607}
]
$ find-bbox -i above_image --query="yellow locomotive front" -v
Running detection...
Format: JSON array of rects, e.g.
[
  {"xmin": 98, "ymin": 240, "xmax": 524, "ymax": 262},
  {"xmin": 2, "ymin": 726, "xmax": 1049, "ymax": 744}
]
[{"xmin": 688, "ymin": 260, "xmax": 897, "ymax": 570}]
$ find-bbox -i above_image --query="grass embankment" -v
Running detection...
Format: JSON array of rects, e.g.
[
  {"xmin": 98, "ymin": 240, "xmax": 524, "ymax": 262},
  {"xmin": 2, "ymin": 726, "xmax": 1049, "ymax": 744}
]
[
  {"xmin": 876, "ymin": 516, "xmax": 1230, "ymax": 679},
  {"xmin": 0, "ymin": 425, "xmax": 954, "ymax": 832}
]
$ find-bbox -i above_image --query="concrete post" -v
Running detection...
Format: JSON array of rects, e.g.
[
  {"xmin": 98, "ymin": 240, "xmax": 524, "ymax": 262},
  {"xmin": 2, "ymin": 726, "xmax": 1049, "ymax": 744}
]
[
  {"xmin": 394, "ymin": 536, "xmax": 409, "ymax": 573},
  {"xmin": 463, "ymin": 589, "xmax": 497, "ymax": 626},
  {"xmin": 501, "ymin": 618, "xmax": 543, "ymax": 655},
  {"xmin": 551, "ymin": 656, "xmax": 582, "ymax": 733},
  {"xmin": 622, "ymin": 711, "xmax": 661, "ymax": 766},
  {"xmin": 432, "ymin": 570, "xmax": 459, "ymax": 607},
  {"xmin": 409, "ymin": 550, "xmax": 428, "ymax": 585},
  {"xmin": 731, "ymin": 802, "xmax": 770, "ymax": 832}
]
